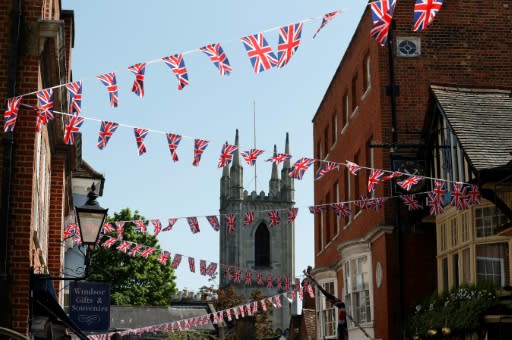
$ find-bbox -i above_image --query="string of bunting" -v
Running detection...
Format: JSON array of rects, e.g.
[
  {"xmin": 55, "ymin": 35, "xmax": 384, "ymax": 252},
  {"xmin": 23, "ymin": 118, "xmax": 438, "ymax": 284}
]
[
  {"xmin": 2, "ymin": 9, "xmax": 344, "ymax": 106},
  {"xmin": 9, "ymin": 102, "xmax": 474, "ymax": 194},
  {"xmin": 64, "ymin": 180, "xmax": 480, "ymax": 239},
  {"xmin": 2, "ymin": 1, "xmax": 446, "ymax": 132},
  {"xmin": 63, "ymin": 229, "xmax": 301, "ymax": 293},
  {"xmin": 88, "ymin": 284, "xmax": 314, "ymax": 339}
]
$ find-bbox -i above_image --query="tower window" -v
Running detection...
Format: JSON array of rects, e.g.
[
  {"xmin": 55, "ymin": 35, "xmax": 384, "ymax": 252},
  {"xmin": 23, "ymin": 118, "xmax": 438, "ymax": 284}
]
[{"xmin": 255, "ymin": 223, "xmax": 270, "ymax": 267}]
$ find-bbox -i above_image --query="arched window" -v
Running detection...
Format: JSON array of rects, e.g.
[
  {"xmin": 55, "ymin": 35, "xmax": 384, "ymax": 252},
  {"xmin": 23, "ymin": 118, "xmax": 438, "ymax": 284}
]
[{"xmin": 255, "ymin": 223, "xmax": 270, "ymax": 267}]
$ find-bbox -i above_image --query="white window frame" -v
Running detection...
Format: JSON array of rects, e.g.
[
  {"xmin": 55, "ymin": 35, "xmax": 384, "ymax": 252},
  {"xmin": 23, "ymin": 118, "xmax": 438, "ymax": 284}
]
[
  {"xmin": 476, "ymin": 256, "xmax": 505, "ymax": 287},
  {"xmin": 361, "ymin": 54, "xmax": 371, "ymax": 100},
  {"xmin": 341, "ymin": 94, "xmax": 349, "ymax": 134},
  {"xmin": 343, "ymin": 254, "xmax": 373, "ymax": 326},
  {"xmin": 316, "ymin": 279, "xmax": 338, "ymax": 339}
]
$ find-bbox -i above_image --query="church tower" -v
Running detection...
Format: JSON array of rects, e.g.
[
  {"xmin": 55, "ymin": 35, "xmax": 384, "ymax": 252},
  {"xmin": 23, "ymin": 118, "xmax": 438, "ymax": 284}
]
[{"xmin": 219, "ymin": 130, "xmax": 296, "ymax": 332}]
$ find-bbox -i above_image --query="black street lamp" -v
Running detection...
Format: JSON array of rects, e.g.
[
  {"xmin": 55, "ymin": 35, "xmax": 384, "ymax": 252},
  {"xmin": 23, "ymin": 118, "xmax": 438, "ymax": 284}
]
[{"xmin": 75, "ymin": 183, "xmax": 108, "ymax": 247}]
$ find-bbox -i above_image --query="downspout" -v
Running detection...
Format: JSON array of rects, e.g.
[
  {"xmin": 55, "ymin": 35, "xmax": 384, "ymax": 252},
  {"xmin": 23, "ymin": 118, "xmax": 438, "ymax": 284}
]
[
  {"xmin": 386, "ymin": 20, "xmax": 404, "ymax": 338},
  {"xmin": 0, "ymin": 0, "xmax": 23, "ymax": 328}
]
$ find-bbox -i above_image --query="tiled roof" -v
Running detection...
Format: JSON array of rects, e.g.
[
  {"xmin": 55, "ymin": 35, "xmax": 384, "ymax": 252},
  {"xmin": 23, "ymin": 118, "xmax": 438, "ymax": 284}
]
[{"xmin": 431, "ymin": 85, "xmax": 512, "ymax": 171}]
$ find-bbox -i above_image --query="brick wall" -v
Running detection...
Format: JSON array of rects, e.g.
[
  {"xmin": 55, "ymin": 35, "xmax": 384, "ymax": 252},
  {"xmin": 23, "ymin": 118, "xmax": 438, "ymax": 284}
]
[
  {"xmin": 0, "ymin": 0, "xmax": 75, "ymax": 334},
  {"xmin": 313, "ymin": 1, "xmax": 512, "ymax": 339}
]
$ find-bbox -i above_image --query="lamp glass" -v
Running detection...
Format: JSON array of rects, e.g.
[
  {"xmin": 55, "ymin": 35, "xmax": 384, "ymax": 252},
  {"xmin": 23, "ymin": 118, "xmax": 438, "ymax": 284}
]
[{"xmin": 77, "ymin": 210, "xmax": 105, "ymax": 244}]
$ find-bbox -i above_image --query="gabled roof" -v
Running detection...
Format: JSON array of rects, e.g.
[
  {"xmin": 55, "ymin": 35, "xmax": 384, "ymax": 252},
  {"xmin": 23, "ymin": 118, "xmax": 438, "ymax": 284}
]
[{"xmin": 431, "ymin": 85, "xmax": 512, "ymax": 171}]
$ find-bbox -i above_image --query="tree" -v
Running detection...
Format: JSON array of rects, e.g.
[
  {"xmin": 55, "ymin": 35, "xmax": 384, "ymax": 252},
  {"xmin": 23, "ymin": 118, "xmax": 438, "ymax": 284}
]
[
  {"xmin": 250, "ymin": 290, "xmax": 274, "ymax": 340},
  {"xmin": 87, "ymin": 208, "xmax": 177, "ymax": 305}
]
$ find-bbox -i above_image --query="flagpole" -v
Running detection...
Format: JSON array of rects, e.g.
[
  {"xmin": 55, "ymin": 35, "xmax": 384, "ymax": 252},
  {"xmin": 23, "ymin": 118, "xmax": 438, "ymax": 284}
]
[{"xmin": 253, "ymin": 100, "xmax": 257, "ymax": 193}]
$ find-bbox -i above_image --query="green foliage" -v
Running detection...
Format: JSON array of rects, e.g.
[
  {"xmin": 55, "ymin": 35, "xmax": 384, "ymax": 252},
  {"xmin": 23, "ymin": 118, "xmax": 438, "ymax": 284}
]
[
  {"xmin": 250, "ymin": 290, "xmax": 275, "ymax": 340},
  {"xmin": 87, "ymin": 208, "xmax": 177, "ymax": 306},
  {"xmin": 406, "ymin": 284, "xmax": 498, "ymax": 338}
]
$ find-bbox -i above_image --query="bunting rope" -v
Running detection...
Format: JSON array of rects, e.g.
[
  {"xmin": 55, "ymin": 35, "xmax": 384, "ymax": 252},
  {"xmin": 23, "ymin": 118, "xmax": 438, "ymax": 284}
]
[
  {"xmin": 88, "ymin": 284, "xmax": 314, "ymax": 339},
  {"xmin": 5, "ymin": 8, "xmax": 347, "ymax": 100},
  {"xmin": 21, "ymin": 104, "xmax": 472, "ymax": 189}
]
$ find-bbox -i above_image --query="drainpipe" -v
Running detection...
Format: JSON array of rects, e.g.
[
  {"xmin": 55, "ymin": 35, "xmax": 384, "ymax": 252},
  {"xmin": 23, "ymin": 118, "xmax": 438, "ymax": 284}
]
[
  {"xmin": 0, "ymin": 0, "xmax": 22, "ymax": 329},
  {"xmin": 386, "ymin": 20, "xmax": 404, "ymax": 338}
]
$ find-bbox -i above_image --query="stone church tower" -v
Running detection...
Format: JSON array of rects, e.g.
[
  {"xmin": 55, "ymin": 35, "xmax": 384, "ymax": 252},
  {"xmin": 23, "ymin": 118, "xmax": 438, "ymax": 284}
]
[{"xmin": 219, "ymin": 130, "xmax": 296, "ymax": 332}]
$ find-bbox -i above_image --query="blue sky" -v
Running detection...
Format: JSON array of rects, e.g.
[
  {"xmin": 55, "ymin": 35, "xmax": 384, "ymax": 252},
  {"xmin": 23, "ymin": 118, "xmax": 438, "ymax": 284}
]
[{"xmin": 62, "ymin": 0, "xmax": 368, "ymax": 292}]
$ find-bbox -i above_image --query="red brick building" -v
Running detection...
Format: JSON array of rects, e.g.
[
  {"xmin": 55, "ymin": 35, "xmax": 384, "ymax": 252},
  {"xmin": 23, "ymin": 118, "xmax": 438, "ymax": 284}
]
[
  {"xmin": 0, "ymin": 1, "xmax": 88, "ymax": 338},
  {"xmin": 311, "ymin": 1, "xmax": 512, "ymax": 339}
]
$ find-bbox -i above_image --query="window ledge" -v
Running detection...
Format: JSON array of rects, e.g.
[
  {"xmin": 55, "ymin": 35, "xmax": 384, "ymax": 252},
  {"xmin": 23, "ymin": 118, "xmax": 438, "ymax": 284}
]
[
  {"xmin": 351, "ymin": 106, "xmax": 359, "ymax": 118},
  {"xmin": 361, "ymin": 87, "xmax": 371, "ymax": 101},
  {"xmin": 341, "ymin": 124, "xmax": 349, "ymax": 136}
]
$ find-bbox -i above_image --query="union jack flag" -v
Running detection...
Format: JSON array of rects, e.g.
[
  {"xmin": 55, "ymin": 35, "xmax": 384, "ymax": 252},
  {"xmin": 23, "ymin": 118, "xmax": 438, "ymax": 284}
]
[
  {"xmin": 163, "ymin": 218, "xmax": 178, "ymax": 232},
  {"xmin": 246, "ymin": 304, "xmax": 253, "ymax": 316},
  {"xmin": 171, "ymin": 254, "xmax": 183, "ymax": 269},
  {"xmin": 162, "ymin": 54, "xmax": 189, "ymax": 90},
  {"xmin": 289, "ymin": 157, "xmax": 315, "ymax": 180},
  {"xmin": 151, "ymin": 219, "xmax": 162, "ymax": 237},
  {"xmin": 128, "ymin": 62, "xmax": 146, "ymax": 97},
  {"xmin": 240, "ymin": 33, "xmax": 277, "ymax": 74},
  {"xmin": 243, "ymin": 211, "xmax": 255, "ymax": 226},
  {"xmin": 188, "ymin": 257, "xmax": 195, "ymax": 272},
  {"xmin": 115, "ymin": 221, "xmax": 124, "ymax": 239},
  {"xmin": 413, "ymin": 0, "xmax": 444, "ymax": 32},
  {"xmin": 158, "ymin": 251, "xmax": 170, "ymax": 265},
  {"xmin": 36, "ymin": 89, "xmax": 54, "ymax": 131},
  {"xmin": 401, "ymin": 195, "xmax": 422, "ymax": 211},
  {"xmin": 233, "ymin": 268, "xmax": 241, "ymax": 283},
  {"xmin": 245, "ymin": 270, "xmax": 252, "ymax": 285},
  {"xmin": 200, "ymin": 43, "xmax": 232, "ymax": 76},
  {"xmin": 97, "ymin": 121, "xmax": 119, "ymax": 150},
  {"xmin": 268, "ymin": 210, "xmax": 280, "ymax": 227},
  {"xmin": 252, "ymin": 301, "xmax": 258, "ymax": 313},
  {"xmin": 101, "ymin": 237, "xmax": 116, "ymax": 249},
  {"xmin": 226, "ymin": 308, "xmax": 232, "ymax": 321},
  {"xmin": 309, "ymin": 206, "xmax": 324, "ymax": 214},
  {"xmin": 370, "ymin": 0, "xmax": 397, "ymax": 46},
  {"xmin": 96, "ymin": 72, "xmax": 119, "ymax": 107},
  {"xmin": 451, "ymin": 183, "xmax": 469, "ymax": 210},
  {"xmin": 368, "ymin": 169, "xmax": 385, "ymax": 193},
  {"xmin": 266, "ymin": 273, "xmax": 273, "ymax": 288},
  {"xmin": 63, "ymin": 114, "xmax": 85, "ymax": 145},
  {"xmin": 206, "ymin": 262, "xmax": 217, "ymax": 276},
  {"xmin": 276, "ymin": 276, "xmax": 283, "ymax": 290},
  {"xmin": 141, "ymin": 247, "xmax": 156, "ymax": 259},
  {"xmin": 225, "ymin": 214, "xmax": 237, "ymax": 233},
  {"xmin": 355, "ymin": 195, "xmax": 370, "ymax": 209},
  {"xmin": 428, "ymin": 192, "xmax": 444, "ymax": 216},
  {"xmin": 192, "ymin": 139, "xmax": 209, "ymax": 167},
  {"xmin": 133, "ymin": 128, "xmax": 149, "ymax": 155},
  {"xmin": 239, "ymin": 306, "xmax": 245, "ymax": 318},
  {"xmin": 256, "ymin": 272, "xmax": 264, "ymax": 286},
  {"xmin": 332, "ymin": 203, "xmax": 352, "ymax": 217},
  {"xmin": 63, "ymin": 224, "xmax": 78, "ymax": 239},
  {"xmin": 284, "ymin": 277, "xmax": 291, "ymax": 290},
  {"xmin": 129, "ymin": 244, "xmax": 143, "ymax": 257},
  {"xmin": 225, "ymin": 266, "xmax": 233, "ymax": 282},
  {"xmin": 260, "ymin": 299, "xmax": 267, "ymax": 312},
  {"xmin": 206, "ymin": 215, "xmax": 220, "ymax": 231},
  {"xmin": 313, "ymin": 10, "xmax": 340, "ymax": 39},
  {"xmin": 397, "ymin": 175, "xmax": 423, "ymax": 192},
  {"xmin": 3, "ymin": 96, "xmax": 22, "ymax": 133},
  {"xmin": 274, "ymin": 295, "xmax": 283, "ymax": 308},
  {"xmin": 65, "ymin": 81, "xmax": 82, "ymax": 115},
  {"xmin": 345, "ymin": 160, "xmax": 361, "ymax": 175},
  {"xmin": 433, "ymin": 180, "xmax": 446, "ymax": 202},
  {"xmin": 186, "ymin": 217, "xmax": 200, "ymax": 234},
  {"xmin": 382, "ymin": 171, "xmax": 403, "ymax": 181},
  {"xmin": 102, "ymin": 223, "xmax": 114, "ymax": 234},
  {"xmin": 277, "ymin": 23, "xmax": 303, "ymax": 68},
  {"xmin": 133, "ymin": 220, "xmax": 147, "ymax": 233},
  {"xmin": 200, "ymin": 259, "xmax": 207, "ymax": 275},
  {"xmin": 315, "ymin": 161, "xmax": 340, "ymax": 180},
  {"xmin": 218, "ymin": 143, "xmax": 238, "ymax": 168},
  {"xmin": 266, "ymin": 153, "xmax": 291, "ymax": 165},
  {"xmin": 287, "ymin": 207, "xmax": 298, "ymax": 222},
  {"xmin": 166, "ymin": 133, "xmax": 182, "ymax": 162},
  {"xmin": 367, "ymin": 197, "xmax": 387, "ymax": 211},
  {"xmin": 241, "ymin": 148, "xmax": 264, "ymax": 166},
  {"xmin": 117, "ymin": 241, "xmax": 132, "ymax": 253},
  {"xmin": 468, "ymin": 184, "xmax": 480, "ymax": 206}
]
